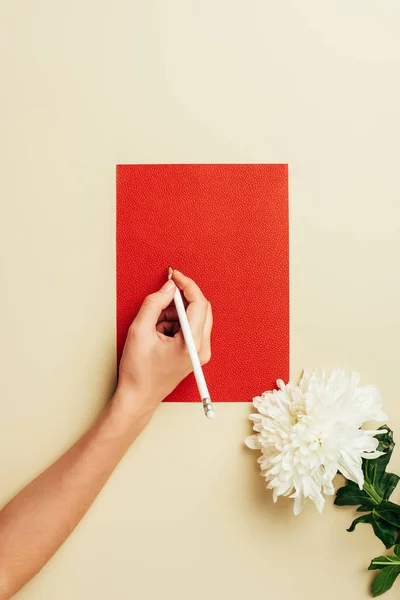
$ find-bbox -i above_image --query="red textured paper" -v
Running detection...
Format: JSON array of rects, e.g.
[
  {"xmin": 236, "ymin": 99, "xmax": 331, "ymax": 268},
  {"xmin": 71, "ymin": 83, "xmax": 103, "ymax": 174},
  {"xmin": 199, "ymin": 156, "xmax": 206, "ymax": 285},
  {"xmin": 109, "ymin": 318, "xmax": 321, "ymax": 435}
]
[{"xmin": 117, "ymin": 164, "xmax": 289, "ymax": 402}]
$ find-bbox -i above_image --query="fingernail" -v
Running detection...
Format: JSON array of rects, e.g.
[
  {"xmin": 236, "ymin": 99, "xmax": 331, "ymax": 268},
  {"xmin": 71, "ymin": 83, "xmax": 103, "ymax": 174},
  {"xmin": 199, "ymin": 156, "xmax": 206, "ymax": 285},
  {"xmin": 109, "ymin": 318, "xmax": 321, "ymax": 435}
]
[{"xmin": 160, "ymin": 280, "xmax": 175, "ymax": 293}]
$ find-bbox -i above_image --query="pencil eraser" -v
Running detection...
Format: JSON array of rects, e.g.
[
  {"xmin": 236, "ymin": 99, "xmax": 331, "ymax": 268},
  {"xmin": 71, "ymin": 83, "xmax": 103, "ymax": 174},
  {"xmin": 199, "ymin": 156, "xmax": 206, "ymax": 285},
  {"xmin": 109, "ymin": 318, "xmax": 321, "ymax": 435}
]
[{"xmin": 206, "ymin": 409, "xmax": 215, "ymax": 419}]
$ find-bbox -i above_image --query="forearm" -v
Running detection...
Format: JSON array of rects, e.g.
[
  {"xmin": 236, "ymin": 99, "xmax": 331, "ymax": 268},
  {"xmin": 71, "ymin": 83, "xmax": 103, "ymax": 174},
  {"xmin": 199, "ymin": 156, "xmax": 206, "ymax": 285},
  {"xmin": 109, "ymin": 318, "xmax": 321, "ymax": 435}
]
[{"xmin": 0, "ymin": 390, "xmax": 146, "ymax": 599}]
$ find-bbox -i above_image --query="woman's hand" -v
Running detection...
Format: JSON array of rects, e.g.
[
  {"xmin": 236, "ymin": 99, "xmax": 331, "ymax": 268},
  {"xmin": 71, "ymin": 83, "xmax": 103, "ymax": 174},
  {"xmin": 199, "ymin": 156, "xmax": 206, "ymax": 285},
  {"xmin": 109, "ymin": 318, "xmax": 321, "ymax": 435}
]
[
  {"xmin": 115, "ymin": 270, "xmax": 213, "ymax": 423},
  {"xmin": 0, "ymin": 269, "xmax": 212, "ymax": 600}
]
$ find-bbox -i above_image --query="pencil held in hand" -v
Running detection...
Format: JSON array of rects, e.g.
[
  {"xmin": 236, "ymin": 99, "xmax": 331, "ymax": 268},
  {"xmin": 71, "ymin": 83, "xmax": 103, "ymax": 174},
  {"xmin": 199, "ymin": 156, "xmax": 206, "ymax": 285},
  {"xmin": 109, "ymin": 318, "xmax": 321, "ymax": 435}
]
[{"xmin": 168, "ymin": 267, "xmax": 215, "ymax": 419}]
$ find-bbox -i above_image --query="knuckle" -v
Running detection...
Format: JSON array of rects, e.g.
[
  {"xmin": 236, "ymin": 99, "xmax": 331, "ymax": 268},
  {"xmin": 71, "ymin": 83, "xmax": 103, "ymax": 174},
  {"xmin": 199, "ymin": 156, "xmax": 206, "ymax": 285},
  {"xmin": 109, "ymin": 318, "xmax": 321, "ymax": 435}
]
[
  {"xmin": 184, "ymin": 282, "xmax": 196, "ymax": 297},
  {"xmin": 143, "ymin": 293, "xmax": 156, "ymax": 307},
  {"xmin": 183, "ymin": 274, "xmax": 194, "ymax": 285},
  {"xmin": 187, "ymin": 279, "xmax": 202, "ymax": 296}
]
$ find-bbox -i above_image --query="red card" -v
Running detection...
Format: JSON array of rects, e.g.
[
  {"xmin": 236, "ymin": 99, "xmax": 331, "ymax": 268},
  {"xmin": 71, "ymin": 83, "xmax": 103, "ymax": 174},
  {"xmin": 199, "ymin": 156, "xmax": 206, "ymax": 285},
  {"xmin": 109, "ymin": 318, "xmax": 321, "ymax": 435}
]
[{"xmin": 117, "ymin": 164, "xmax": 289, "ymax": 402}]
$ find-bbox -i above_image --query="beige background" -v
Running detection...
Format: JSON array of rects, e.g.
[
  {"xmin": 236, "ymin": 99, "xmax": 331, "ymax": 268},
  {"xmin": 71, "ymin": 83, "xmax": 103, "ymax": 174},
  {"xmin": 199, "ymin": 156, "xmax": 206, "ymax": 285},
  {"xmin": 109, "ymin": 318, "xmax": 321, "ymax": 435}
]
[{"xmin": 1, "ymin": 1, "xmax": 400, "ymax": 598}]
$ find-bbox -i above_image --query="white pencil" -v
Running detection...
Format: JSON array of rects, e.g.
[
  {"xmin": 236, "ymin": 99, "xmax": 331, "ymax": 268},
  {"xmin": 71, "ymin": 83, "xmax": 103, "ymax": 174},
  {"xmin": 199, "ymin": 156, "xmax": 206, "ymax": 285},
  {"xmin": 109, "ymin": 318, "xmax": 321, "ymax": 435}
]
[{"xmin": 168, "ymin": 267, "xmax": 215, "ymax": 419}]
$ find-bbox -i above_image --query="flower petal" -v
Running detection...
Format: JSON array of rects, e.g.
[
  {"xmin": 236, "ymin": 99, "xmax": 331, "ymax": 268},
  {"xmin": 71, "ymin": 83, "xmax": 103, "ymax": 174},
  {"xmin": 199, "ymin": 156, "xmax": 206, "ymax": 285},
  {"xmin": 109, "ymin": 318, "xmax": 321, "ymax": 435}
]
[{"xmin": 245, "ymin": 435, "xmax": 261, "ymax": 450}]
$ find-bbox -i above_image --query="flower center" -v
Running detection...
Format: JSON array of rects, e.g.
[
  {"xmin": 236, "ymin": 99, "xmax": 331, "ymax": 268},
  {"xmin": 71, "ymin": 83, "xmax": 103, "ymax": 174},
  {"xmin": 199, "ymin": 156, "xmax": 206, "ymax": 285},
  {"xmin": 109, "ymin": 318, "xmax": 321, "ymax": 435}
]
[{"xmin": 290, "ymin": 401, "xmax": 307, "ymax": 424}]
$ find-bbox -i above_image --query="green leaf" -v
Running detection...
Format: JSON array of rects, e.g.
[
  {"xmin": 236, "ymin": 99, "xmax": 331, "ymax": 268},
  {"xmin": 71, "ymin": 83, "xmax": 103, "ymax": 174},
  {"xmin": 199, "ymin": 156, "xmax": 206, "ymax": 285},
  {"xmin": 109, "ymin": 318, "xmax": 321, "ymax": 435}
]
[
  {"xmin": 347, "ymin": 513, "xmax": 373, "ymax": 532},
  {"xmin": 369, "ymin": 555, "xmax": 400, "ymax": 571},
  {"xmin": 382, "ymin": 474, "xmax": 400, "ymax": 501},
  {"xmin": 335, "ymin": 428, "xmax": 400, "ymax": 596},
  {"xmin": 376, "ymin": 427, "xmax": 395, "ymax": 456},
  {"xmin": 357, "ymin": 503, "xmax": 377, "ymax": 512},
  {"xmin": 335, "ymin": 426, "xmax": 400, "ymax": 546},
  {"xmin": 370, "ymin": 502, "xmax": 400, "ymax": 549},
  {"xmin": 335, "ymin": 480, "xmax": 376, "ymax": 510},
  {"xmin": 335, "ymin": 426, "xmax": 397, "ymax": 511},
  {"xmin": 364, "ymin": 427, "xmax": 399, "ymax": 502},
  {"xmin": 371, "ymin": 566, "xmax": 400, "ymax": 597},
  {"xmin": 374, "ymin": 502, "xmax": 400, "ymax": 528},
  {"xmin": 364, "ymin": 427, "xmax": 395, "ymax": 482},
  {"xmin": 371, "ymin": 514, "xmax": 400, "ymax": 549},
  {"xmin": 369, "ymin": 549, "xmax": 400, "ymax": 596}
]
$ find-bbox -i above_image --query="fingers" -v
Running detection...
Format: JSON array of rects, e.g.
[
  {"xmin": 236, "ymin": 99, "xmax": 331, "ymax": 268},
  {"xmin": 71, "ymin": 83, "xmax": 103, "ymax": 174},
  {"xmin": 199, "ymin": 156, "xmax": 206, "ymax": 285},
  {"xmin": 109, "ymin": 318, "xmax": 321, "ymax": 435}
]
[
  {"xmin": 172, "ymin": 270, "xmax": 204, "ymax": 303},
  {"xmin": 172, "ymin": 270, "xmax": 208, "ymax": 345},
  {"xmin": 156, "ymin": 321, "xmax": 177, "ymax": 336},
  {"xmin": 156, "ymin": 305, "xmax": 178, "ymax": 325},
  {"xmin": 200, "ymin": 302, "xmax": 212, "ymax": 365},
  {"xmin": 135, "ymin": 270, "xmax": 212, "ymax": 362},
  {"xmin": 135, "ymin": 279, "xmax": 176, "ymax": 329},
  {"xmin": 203, "ymin": 301, "xmax": 213, "ymax": 340}
]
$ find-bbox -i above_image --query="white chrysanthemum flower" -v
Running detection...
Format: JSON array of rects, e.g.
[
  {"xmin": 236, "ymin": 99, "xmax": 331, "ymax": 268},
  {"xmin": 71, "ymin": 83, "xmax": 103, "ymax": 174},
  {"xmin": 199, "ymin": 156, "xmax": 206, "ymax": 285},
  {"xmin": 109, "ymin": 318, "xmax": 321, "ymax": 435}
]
[{"xmin": 245, "ymin": 369, "xmax": 387, "ymax": 515}]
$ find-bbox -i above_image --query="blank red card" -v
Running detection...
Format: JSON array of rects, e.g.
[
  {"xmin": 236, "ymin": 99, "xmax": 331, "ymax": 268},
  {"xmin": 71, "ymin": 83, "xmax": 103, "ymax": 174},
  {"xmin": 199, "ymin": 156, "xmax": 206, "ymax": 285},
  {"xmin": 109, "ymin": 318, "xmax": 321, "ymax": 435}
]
[{"xmin": 117, "ymin": 164, "xmax": 289, "ymax": 402}]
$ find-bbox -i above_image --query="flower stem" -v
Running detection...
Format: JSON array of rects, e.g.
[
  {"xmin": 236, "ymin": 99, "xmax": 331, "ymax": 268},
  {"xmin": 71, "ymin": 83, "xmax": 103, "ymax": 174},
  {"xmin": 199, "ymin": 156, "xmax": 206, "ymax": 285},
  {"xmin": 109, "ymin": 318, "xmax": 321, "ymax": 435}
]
[{"xmin": 363, "ymin": 481, "xmax": 382, "ymax": 505}]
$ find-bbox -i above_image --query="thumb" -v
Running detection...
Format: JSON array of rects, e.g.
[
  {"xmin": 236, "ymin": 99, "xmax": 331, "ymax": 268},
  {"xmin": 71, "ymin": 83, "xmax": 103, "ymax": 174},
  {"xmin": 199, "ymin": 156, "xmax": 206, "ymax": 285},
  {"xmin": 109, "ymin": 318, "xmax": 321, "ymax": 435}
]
[{"xmin": 135, "ymin": 279, "xmax": 176, "ymax": 329}]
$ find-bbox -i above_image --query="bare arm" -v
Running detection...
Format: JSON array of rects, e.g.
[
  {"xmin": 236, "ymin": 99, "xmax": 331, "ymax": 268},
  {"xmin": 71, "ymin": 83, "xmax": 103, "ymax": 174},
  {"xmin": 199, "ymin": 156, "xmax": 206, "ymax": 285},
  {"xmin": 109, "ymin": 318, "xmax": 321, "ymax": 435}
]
[
  {"xmin": 0, "ymin": 394, "xmax": 146, "ymax": 598},
  {"xmin": 0, "ymin": 270, "xmax": 212, "ymax": 599}
]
